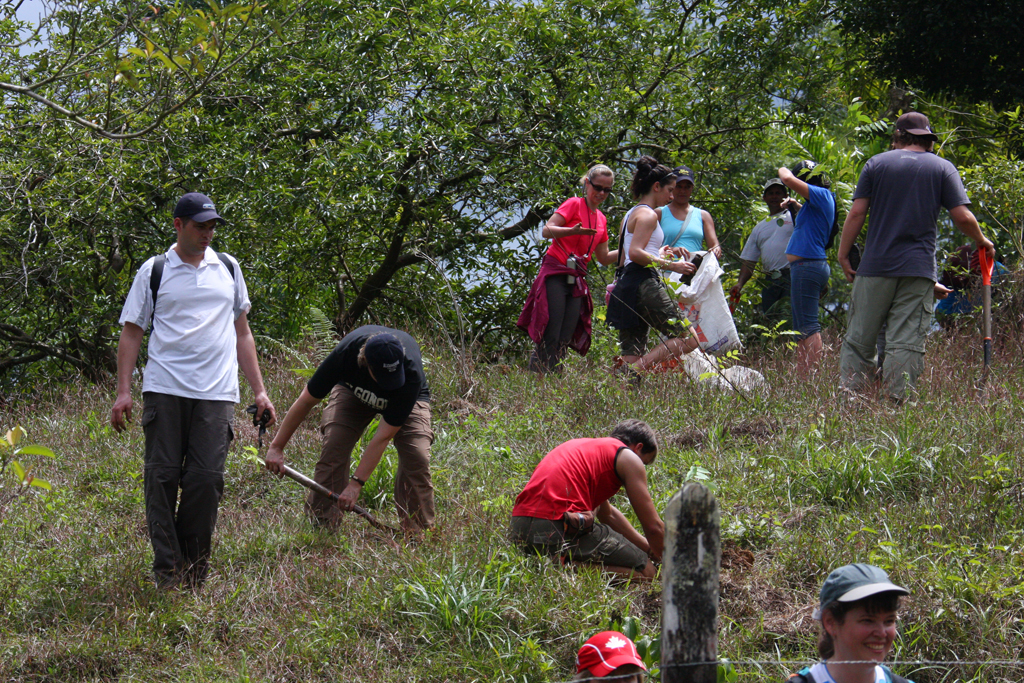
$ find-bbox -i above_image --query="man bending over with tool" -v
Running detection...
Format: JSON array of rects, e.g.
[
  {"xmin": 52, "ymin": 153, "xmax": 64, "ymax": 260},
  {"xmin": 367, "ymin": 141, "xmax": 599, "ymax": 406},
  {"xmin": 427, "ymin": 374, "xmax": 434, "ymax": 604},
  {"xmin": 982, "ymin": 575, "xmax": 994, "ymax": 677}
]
[
  {"xmin": 509, "ymin": 420, "xmax": 664, "ymax": 580},
  {"xmin": 265, "ymin": 326, "xmax": 434, "ymax": 533}
]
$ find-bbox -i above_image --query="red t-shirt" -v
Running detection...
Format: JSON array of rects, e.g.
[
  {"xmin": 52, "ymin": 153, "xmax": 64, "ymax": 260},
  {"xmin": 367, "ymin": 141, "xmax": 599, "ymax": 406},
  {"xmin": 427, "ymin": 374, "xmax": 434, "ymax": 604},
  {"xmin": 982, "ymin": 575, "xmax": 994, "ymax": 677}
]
[
  {"xmin": 544, "ymin": 197, "xmax": 609, "ymax": 266},
  {"xmin": 512, "ymin": 437, "xmax": 628, "ymax": 520}
]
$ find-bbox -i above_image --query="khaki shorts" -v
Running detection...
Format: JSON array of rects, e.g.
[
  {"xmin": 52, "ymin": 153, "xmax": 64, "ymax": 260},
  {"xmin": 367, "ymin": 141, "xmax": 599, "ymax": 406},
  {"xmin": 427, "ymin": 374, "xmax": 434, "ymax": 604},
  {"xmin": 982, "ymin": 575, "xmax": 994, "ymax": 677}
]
[
  {"xmin": 509, "ymin": 516, "xmax": 649, "ymax": 571},
  {"xmin": 618, "ymin": 277, "xmax": 688, "ymax": 356}
]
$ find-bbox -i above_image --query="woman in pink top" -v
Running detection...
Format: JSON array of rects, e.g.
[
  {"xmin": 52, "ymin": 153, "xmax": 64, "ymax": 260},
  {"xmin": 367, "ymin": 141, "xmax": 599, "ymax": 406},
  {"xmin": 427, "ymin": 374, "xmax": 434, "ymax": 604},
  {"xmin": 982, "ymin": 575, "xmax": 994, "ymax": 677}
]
[{"xmin": 517, "ymin": 165, "xmax": 620, "ymax": 373}]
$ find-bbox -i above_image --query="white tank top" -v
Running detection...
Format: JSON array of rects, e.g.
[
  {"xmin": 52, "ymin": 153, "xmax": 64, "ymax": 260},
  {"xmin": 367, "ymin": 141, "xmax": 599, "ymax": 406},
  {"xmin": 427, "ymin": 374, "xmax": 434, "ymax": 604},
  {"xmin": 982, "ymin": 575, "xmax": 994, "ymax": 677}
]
[{"xmin": 622, "ymin": 205, "xmax": 664, "ymax": 267}]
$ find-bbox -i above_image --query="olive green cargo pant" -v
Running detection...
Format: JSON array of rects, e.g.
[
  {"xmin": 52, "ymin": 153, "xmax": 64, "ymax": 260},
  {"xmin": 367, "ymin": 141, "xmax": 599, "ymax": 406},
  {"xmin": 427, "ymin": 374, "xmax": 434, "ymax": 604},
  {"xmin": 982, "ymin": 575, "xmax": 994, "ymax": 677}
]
[{"xmin": 840, "ymin": 276, "xmax": 934, "ymax": 401}]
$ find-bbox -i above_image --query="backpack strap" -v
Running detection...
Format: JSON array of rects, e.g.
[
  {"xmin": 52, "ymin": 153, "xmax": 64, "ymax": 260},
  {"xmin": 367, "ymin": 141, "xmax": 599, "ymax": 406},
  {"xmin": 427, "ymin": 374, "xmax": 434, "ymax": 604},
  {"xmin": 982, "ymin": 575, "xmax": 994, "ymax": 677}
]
[
  {"xmin": 825, "ymin": 191, "xmax": 840, "ymax": 250},
  {"xmin": 149, "ymin": 254, "xmax": 166, "ymax": 311},
  {"xmin": 786, "ymin": 666, "xmax": 814, "ymax": 683},
  {"xmin": 217, "ymin": 252, "xmax": 237, "ymax": 281},
  {"xmin": 615, "ymin": 215, "xmax": 627, "ymax": 270}
]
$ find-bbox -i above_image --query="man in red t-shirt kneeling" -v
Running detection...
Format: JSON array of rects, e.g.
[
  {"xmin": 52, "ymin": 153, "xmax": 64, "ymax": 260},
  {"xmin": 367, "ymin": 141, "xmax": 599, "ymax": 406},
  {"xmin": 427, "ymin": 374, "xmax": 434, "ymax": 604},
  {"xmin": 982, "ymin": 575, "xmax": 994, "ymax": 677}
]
[{"xmin": 509, "ymin": 419, "xmax": 664, "ymax": 580}]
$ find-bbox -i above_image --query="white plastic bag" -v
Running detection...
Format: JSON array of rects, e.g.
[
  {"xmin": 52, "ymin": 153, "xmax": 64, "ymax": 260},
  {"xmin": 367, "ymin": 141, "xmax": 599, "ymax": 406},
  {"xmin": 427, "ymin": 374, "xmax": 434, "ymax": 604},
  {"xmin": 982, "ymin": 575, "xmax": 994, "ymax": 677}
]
[
  {"xmin": 678, "ymin": 347, "xmax": 767, "ymax": 394},
  {"xmin": 666, "ymin": 252, "xmax": 741, "ymax": 354}
]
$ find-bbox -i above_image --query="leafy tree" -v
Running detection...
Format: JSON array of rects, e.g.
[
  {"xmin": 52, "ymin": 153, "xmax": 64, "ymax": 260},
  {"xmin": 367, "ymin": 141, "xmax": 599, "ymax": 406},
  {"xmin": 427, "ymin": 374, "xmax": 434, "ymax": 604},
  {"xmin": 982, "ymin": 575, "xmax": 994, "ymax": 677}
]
[
  {"xmin": 0, "ymin": 0, "xmax": 295, "ymax": 139},
  {"xmin": 0, "ymin": 0, "xmax": 859, "ymax": 386},
  {"xmin": 837, "ymin": 0, "xmax": 1024, "ymax": 112}
]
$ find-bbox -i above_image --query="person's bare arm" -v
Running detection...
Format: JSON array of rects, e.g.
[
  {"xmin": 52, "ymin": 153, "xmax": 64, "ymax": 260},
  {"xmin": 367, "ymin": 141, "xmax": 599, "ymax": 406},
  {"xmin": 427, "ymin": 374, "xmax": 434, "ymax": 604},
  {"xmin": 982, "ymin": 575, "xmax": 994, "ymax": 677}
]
[
  {"xmin": 731, "ymin": 259, "xmax": 757, "ymax": 296},
  {"xmin": 629, "ymin": 209, "xmax": 694, "ymax": 275},
  {"xmin": 702, "ymin": 210, "xmax": 722, "ymax": 257},
  {"xmin": 837, "ymin": 197, "xmax": 869, "ymax": 282},
  {"xmin": 265, "ymin": 387, "xmax": 322, "ymax": 474},
  {"xmin": 949, "ymin": 205, "xmax": 995, "ymax": 263},
  {"xmin": 235, "ymin": 311, "xmax": 277, "ymax": 426},
  {"xmin": 615, "ymin": 449, "xmax": 665, "ymax": 561},
  {"xmin": 111, "ymin": 322, "xmax": 145, "ymax": 432},
  {"xmin": 541, "ymin": 210, "xmax": 597, "ymax": 240},
  {"xmin": 593, "ymin": 238, "xmax": 617, "ymax": 267},
  {"xmin": 596, "ymin": 499, "xmax": 651, "ymax": 555},
  {"xmin": 337, "ymin": 421, "xmax": 402, "ymax": 511},
  {"xmin": 779, "ymin": 167, "xmax": 810, "ymax": 200}
]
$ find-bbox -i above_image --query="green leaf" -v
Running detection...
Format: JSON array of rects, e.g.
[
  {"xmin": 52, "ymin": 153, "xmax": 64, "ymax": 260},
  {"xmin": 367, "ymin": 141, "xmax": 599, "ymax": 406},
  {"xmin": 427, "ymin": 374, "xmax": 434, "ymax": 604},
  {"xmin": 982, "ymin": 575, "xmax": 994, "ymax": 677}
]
[
  {"xmin": 621, "ymin": 616, "xmax": 640, "ymax": 641},
  {"xmin": 11, "ymin": 460, "xmax": 26, "ymax": 481},
  {"xmin": 153, "ymin": 52, "xmax": 177, "ymax": 71},
  {"xmin": 28, "ymin": 477, "xmax": 52, "ymax": 490},
  {"xmin": 647, "ymin": 637, "xmax": 660, "ymax": 663},
  {"xmin": 242, "ymin": 445, "xmax": 263, "ymax": 465},
  {"xmin": 685, "ymin": 464, "xmax": 711, "ymax": 482},
  {"xmin": 6, "ymin": 426, "xmax": 25, "ymax": 446},
  {"xmin": 17, "ymin": 445, "xmax": 55, "ymax": 458}
]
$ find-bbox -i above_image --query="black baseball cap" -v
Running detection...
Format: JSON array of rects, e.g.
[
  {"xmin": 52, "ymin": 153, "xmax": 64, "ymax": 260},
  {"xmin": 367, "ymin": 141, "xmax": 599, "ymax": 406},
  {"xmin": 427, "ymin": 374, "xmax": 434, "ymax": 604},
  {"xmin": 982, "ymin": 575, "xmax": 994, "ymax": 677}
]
[
  {"xmin": 895, "ymin": 111, "xmax": 938, "ymax": 142},
  {"xmin": 671, "ymin": 165, "xmax": 695, "ymax": 185},
  {"xmin": 365, "ymin": 333, "xmax": 407, "ymax": 390},
  {"xmin": 763, "ymin": 178, "xmax": 788, "ymax": 192},
  {"xmin": 791, "ymin": 160, "xmax": 831, "ymax": 189},
  {"xmin": 173, "ymin": 192, "xmax": 226, "ymax": 225}
]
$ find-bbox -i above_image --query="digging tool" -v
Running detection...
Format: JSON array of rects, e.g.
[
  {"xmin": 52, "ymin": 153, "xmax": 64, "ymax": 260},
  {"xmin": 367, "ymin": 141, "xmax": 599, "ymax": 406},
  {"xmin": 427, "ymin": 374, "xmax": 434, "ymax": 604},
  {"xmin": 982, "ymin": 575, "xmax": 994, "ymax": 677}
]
[
  {"xmin": 279, "ymin": 464, "xmax": 399, "ymax": 534},
  {"xmin": 245, "ymin": 404, "xmax": 271, "ymax": 447},
  {"xmin": 978, "ymin": 247, "xmax": 994, "ymax": 384},
  {"xmin": 245, "ymin": 404, "xmax": 399, "ymax": 534}
]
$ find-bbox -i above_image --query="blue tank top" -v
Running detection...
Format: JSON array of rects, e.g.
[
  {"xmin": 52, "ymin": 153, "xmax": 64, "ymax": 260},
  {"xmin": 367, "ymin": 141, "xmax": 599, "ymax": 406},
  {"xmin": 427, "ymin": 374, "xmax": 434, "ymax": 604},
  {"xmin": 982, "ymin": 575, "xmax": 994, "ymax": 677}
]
[{"xmin": 661, "ymin": 204, "xmax": 704, "ymax": 252}]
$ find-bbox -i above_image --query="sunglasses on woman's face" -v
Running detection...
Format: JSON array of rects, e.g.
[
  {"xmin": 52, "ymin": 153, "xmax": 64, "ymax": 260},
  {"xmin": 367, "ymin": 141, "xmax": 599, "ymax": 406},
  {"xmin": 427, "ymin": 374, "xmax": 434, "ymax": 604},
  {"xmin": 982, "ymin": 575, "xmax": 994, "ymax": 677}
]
[{"xmin": 588, "ymin": 180, "xmax": 613, "ymax": 194}]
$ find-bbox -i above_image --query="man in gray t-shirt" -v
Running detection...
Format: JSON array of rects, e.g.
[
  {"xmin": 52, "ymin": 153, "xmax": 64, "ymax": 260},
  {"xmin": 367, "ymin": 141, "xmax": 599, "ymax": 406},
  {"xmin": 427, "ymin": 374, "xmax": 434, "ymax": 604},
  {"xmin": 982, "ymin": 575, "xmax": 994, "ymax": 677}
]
[
  {"xmin": 731, "ymin": 178, "xmax": 794, "ymax": 320},
  {"xmin": 837, "ymin": 112, "xmax": 994, "ymax": 401}
]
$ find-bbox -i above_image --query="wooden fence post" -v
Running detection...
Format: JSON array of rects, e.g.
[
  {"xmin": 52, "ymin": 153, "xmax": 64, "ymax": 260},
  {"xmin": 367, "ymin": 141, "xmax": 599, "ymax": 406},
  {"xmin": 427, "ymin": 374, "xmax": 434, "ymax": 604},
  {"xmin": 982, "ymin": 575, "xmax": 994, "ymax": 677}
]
[{"xmin": 661, "ymin": 482, "xmax": 721, "ymax": 683}]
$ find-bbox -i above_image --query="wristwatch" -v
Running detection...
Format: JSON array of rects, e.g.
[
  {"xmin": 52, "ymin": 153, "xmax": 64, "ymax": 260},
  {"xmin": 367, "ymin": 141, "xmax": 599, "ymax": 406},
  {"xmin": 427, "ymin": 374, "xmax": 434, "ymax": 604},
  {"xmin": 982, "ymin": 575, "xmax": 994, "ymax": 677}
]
[{"xmin": 350, "ymin": 474, "xmax": 366, "ymax": 486}]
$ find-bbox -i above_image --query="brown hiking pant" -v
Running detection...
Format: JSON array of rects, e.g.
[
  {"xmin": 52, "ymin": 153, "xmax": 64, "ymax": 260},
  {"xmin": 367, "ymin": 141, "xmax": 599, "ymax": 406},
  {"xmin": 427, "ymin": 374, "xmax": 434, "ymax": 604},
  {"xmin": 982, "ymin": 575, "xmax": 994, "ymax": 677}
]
[{"xmin": 305, "ymin": 385, "xmax": 435, "ymax": 531}]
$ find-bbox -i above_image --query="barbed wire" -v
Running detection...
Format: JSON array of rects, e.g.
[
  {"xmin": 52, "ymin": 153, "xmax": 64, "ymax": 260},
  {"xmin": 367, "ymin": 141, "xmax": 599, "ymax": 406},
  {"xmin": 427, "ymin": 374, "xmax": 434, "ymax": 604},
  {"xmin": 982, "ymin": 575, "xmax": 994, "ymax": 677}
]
[
  {"xmin": 663, "ymin": 659, "xmax": 1024, "ymax": 667},
  {"xmin": 551, "ymin": 671, "xmax": 650, "ymax": 683},
  {"xmin": 544, "ymin": 659, "xmax": 1024, "ymax": 683}
]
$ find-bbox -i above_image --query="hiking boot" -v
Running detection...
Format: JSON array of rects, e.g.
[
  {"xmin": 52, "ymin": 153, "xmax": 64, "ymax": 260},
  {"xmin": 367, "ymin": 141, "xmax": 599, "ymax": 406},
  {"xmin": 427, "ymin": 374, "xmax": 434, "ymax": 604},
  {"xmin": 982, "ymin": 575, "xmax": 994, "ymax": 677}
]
[{"xmin": 613, "ymin": 362, "xmax": 642, "ymax": 387}]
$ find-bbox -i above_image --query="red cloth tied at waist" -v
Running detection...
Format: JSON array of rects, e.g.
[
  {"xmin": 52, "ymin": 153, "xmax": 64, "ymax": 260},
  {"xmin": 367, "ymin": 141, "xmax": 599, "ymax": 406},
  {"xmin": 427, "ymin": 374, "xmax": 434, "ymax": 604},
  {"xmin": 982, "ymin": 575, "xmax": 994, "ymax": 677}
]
[{"xmin": 516, "ymin": 255, "xmax": 594, "ymax": 356}]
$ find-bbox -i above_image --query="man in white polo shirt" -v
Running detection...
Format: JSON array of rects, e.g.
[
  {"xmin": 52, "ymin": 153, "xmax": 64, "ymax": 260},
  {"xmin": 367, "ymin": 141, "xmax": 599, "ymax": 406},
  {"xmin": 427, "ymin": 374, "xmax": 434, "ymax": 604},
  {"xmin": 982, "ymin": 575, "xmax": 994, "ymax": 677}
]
[
  {"xmin": 111, "ymin": 192, "xmax": 276, "ymax": 589},
  {"xmin": 730, "ymin": 177, "xmax": 795, "ymax": 322}
]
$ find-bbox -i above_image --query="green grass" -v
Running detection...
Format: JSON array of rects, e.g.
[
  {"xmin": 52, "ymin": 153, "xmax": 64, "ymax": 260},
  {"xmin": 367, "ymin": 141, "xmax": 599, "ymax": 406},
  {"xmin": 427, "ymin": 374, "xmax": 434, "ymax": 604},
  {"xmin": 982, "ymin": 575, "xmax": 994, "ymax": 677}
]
[{"xmin": 1, "ymin": 323, "xmax": 1022, "ymax": 682}]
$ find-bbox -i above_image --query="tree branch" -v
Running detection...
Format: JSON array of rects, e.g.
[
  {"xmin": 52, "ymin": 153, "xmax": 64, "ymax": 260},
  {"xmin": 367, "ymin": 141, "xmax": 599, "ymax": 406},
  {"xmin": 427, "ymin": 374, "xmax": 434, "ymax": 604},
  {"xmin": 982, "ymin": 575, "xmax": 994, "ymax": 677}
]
[
  {"xmin": 0, "ymin": 3, "xmax": 303, "ymax": 140},
  {"xmin": 0, "ymin": 323, "xmax": 87, "ymax": 371}
]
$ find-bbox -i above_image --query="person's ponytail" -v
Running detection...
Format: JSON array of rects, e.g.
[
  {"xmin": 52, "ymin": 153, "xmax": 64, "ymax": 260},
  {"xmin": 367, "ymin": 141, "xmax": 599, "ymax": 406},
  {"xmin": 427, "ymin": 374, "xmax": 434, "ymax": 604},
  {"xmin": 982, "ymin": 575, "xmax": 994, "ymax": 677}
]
[{"xmin": 631, "ymin": 155, "xmax": 674, "ymax": 199}]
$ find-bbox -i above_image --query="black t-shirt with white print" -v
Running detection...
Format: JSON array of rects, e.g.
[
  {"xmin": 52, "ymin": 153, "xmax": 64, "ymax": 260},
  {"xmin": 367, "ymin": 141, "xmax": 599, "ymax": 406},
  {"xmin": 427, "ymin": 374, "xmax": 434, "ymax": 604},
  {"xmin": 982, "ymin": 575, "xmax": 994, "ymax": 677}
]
[{"xmin": 306, "ymin": 325, "xmax": 430, "ymax": 427}]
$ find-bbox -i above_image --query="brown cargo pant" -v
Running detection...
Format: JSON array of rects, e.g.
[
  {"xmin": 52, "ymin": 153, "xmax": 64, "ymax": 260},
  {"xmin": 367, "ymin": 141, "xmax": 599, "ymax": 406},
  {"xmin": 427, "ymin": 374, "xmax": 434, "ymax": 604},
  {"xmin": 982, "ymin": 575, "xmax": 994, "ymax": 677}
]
[{"xmin": 305, "ymin": 384, "xmax": 435, "ymax": 532}]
